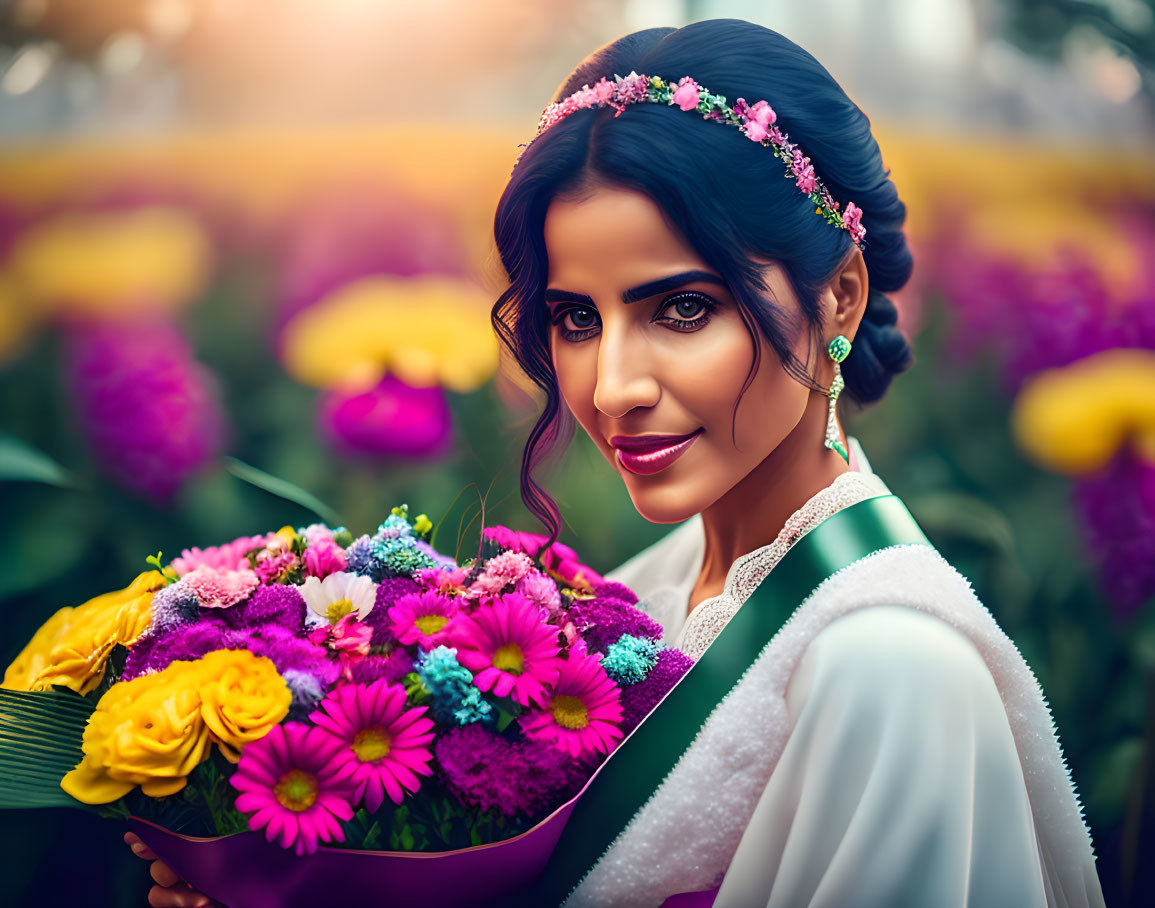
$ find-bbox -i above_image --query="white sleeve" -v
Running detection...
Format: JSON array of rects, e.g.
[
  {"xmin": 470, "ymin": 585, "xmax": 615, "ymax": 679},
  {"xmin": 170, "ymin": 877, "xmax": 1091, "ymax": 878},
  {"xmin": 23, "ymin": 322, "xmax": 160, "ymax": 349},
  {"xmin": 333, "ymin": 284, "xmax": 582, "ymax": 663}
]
[{"xmin": 715, "ymin": 605, "xmax": 1050, "ymax": 908}]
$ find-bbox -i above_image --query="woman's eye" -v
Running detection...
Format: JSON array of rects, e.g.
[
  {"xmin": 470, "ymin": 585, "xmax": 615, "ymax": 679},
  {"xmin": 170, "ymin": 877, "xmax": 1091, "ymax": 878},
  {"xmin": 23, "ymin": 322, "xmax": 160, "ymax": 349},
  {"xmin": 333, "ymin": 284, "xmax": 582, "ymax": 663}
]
[
  {"xmin": 564, "ymin": 307, "xmax": 598, "ymax": 331},
  {"xmin": 552, "ymin": 305, "xmax": 600, "ymax": 340},
  {"xmin": 658, "ymin": 292, "xmax": 714, "ymax": 327}
]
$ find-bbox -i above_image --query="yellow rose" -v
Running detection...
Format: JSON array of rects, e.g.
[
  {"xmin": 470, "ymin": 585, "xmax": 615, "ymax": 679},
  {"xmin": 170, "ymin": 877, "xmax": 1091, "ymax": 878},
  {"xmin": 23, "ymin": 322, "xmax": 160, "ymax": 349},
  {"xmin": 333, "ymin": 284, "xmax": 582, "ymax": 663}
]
[
  {"xmin": 3, "ymin": 571, "xmax": 165, "ymax": 695},
  {"xmin": 61, "ymin": 661, "xmax": 211, "ymax": 804},
  {"xmin": 196, "ymin": 650, "xmax": 291, "ymax": 762}
]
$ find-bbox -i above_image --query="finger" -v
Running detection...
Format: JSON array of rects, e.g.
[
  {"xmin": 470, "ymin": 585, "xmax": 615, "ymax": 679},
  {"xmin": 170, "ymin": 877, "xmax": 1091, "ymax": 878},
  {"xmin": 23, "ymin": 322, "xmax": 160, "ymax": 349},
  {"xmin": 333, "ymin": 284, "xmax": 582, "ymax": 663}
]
[
  {"xmin": 124, "ymin": 831, "xmax": 158, "ymax": 862},
  {"xmin": 148, "ymin": 885, "xmax": 214, "ymax": 908},
  {"xmin": 149, "ymin": 859, "xmax": 182, "ymax": 888}
]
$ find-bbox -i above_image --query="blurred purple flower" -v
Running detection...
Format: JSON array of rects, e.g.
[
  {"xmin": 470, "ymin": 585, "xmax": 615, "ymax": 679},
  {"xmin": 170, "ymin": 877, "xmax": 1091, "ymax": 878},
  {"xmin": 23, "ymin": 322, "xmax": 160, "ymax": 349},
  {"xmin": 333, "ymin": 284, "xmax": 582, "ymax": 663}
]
[
  {"xmin": 1073, "ymin": 450, "xmax": 1155, "ymax": 618},
  {"xmin": 274, "ymin": 187, "xmax": 470, "ymax": 331},
  {"xmin": 318, "ymin": 374, "xmax": 453, "ymax": 460},
  {"xmin": 933, "ymin": 212, "xmax": 1155, "ymax": 393},
  {"xmin": 62, "ymin": 317, "xmax": 225, "ymax": 505}
]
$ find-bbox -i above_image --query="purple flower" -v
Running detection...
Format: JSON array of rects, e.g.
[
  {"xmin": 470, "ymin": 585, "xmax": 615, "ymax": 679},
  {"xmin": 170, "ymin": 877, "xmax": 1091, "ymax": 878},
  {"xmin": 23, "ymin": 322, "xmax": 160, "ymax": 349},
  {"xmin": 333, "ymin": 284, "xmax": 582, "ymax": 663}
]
[
  {"xmin": 62, "ymin": 317, "xmax": 225, "ymax": 505},
  {"xmin": 1074, "ymin": 450, "xmax": 1155, "ymax": 618},
  {"xmin": 318, "ymin": 375, "xmax": 453, "ymax": 461},
  {"xmin": 363, "ymin": 575, "xmax": 422, "ymax": 646},
  {"xmin": 619, "ymin": 648, "xmax": 694, "ymax": 733},
  {"xmin": 213, "ymin": 583, "xmax": 306, "ymax": 631},
  {"xmin": 350, "ymin": 650, "xmax": 414, "ymax": 686},
  {"xmin": 590, "ymin": 580, "xmax": 639, "ymax": 606},
  {"xmin": 121, "ymin": 619, "xmax": 241, "ymax": 680},
  {"xmin": 434, "ymin": 725, "xmax": 586, "ymax": 819},
  {"xmin": 567, "ymin": 595, "xmax": 664, "ymax": 653}
]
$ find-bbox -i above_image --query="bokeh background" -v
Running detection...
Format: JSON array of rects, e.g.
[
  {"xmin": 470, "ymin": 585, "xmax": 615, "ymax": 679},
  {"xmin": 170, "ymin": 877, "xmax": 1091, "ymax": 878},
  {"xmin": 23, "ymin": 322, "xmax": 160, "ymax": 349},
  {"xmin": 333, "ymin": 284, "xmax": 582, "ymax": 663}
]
[{"xmin": 0, "ymin": 1, "xmax": 1152, "ymax": 905}]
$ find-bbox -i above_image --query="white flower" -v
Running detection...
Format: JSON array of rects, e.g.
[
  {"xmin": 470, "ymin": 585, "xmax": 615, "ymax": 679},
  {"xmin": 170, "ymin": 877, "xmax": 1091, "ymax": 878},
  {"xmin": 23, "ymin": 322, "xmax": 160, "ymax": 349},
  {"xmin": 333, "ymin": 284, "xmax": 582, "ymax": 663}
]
[{"xmin": 300, "ymin": 571, "xmax": 377, "ymax": 624}]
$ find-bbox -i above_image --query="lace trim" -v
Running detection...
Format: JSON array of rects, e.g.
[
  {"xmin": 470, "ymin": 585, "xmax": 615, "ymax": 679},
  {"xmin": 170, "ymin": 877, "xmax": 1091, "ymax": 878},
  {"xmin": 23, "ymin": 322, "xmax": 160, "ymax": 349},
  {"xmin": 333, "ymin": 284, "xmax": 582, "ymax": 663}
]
[{"xmin": 674, "ymin": 471, "xmax": 889, "ymax": 660}]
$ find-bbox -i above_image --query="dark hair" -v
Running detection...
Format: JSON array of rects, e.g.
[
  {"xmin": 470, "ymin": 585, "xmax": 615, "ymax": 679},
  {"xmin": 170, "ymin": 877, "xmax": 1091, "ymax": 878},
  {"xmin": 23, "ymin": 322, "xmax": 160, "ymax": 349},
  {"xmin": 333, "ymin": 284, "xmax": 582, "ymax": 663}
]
[{"xmin": 491, "ymin": 19, "xmax": 914, "ymax": 541}]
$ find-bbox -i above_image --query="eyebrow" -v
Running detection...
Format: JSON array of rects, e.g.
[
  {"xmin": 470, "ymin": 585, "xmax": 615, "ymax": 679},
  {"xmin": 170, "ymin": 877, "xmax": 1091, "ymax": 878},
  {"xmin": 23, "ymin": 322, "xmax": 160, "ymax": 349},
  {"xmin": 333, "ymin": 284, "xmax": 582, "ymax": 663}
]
[{"xmin": 543, "ymin": 269, "xmax": 727, "ymax": 307}]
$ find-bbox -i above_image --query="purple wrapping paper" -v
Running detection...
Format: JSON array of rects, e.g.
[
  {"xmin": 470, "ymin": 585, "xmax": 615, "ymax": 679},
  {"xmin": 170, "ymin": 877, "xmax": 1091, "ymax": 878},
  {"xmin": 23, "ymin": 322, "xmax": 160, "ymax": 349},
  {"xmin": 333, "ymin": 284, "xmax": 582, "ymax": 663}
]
[{"xmin": 131, "ymin": 798, "xmax": 577, "ymax": 908}]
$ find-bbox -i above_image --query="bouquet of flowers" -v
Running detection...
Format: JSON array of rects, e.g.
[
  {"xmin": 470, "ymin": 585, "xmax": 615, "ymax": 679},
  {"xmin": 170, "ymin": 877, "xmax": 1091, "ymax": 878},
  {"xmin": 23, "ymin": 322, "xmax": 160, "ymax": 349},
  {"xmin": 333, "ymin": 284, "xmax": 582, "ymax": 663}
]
[{"xmin": 0, "ymin": 506, "xmax": 692, "ymax": 906}]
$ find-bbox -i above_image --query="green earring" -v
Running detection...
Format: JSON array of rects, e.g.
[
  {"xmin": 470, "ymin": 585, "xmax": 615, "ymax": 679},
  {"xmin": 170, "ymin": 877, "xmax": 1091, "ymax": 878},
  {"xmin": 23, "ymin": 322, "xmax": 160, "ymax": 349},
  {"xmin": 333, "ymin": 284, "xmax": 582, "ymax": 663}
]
[{"xmin": 824, "ymin": 335, "xmax": 851, "ymax": 463}]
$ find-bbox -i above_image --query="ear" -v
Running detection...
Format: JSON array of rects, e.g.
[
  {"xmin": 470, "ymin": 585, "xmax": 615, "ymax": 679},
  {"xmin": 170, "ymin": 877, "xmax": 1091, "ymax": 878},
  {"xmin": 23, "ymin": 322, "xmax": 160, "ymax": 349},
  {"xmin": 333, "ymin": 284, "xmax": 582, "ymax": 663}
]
[{"xmin": 826, "ymin": 248, "xmax": 869, "ymax": 344}]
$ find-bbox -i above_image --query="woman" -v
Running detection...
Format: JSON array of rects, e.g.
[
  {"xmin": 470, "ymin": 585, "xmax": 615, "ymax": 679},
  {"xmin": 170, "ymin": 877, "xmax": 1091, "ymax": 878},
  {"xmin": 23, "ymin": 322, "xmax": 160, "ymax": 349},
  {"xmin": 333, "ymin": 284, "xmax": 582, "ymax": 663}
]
[{"xmin": 132, "ymin": 19, "xmax": 1105, "ymax": 907}]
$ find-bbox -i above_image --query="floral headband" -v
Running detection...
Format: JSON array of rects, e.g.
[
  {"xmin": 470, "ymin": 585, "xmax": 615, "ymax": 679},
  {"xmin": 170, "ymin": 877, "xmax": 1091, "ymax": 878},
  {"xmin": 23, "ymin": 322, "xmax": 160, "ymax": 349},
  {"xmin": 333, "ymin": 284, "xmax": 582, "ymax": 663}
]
[{"xmin": 529, "ymin": 72, "xmax": 865, "ymax": 248}]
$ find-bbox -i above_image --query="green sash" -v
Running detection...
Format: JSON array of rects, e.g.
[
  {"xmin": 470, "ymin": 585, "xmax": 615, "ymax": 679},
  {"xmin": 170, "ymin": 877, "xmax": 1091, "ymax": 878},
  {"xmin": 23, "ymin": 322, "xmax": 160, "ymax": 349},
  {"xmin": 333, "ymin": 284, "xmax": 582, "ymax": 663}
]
[{"xmin": 530, "ymin": 493, "xmax": 931, "ymax": 906}]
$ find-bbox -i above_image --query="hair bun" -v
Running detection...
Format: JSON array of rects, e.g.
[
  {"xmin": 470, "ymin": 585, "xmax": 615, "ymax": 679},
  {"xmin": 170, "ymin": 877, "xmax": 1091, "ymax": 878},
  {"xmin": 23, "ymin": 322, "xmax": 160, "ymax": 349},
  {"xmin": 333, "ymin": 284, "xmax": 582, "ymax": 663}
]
[{"xmin": 840, "ymin": 288, "xmax": 913, "ymax": 404}]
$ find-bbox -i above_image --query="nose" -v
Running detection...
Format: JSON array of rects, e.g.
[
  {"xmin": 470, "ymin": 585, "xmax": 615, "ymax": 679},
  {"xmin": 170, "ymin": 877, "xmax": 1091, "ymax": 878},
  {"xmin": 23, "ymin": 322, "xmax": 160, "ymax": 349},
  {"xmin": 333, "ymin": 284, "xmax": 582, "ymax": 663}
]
[{"xmin": 592, "ymin": 318, "xmax": 661, "ymax": 418}]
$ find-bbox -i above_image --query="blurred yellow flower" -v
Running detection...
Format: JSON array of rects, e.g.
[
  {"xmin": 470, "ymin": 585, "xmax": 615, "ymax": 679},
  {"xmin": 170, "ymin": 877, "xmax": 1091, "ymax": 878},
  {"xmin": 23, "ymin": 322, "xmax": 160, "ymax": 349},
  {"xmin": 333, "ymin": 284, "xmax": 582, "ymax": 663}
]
[
  {"xmin": 0, "ymin": 270, "xmax": 37, "ymax": 362},
  {"xmin": 2, "ymin": 571, "xmax": 165, "ymax": 695},
  {"xmin": 197, "ymin": 650, "xmax": 291, "ymax": 762},
  {"xmin": 8, "ymin": 206, "xmax": 212, "ymax": 318},
  {"xmin": 1011, "ymin": 349, "xmax": 1155, "ymax": 475},
  {"xmin": 61, "ymin": 661, "xmax": 211, "ymax": 804},
  {"xmin": 280, "ymin": 274, "xmax": 498, "ymax": 393}
]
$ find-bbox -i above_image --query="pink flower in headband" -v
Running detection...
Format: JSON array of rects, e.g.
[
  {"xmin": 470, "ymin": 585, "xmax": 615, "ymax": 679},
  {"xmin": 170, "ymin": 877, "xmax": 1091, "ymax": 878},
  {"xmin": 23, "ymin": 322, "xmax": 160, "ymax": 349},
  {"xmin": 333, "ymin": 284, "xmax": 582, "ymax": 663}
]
[
  {"xmin": 791, "ymin": 149, "xmax": 818, "ymax": 194},
  {"xmin": 671, "ymin": 77, "xmax": 700, "ymax": 112},
  {"xmin": 593, "ymin": 77, "xmax": 615, "ymax": 104},
  {"xmin": 743, "ymin": 100, "xmax": 778, "ymax": 142},
  {"xmin": 843, "ymin": 202, "xmax": 865, "ymax": 244}
]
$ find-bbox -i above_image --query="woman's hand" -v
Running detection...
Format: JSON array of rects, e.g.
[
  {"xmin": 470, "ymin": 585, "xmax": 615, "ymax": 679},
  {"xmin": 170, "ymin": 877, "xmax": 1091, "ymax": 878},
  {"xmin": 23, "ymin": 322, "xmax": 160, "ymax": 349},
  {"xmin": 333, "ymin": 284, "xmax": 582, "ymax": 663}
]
[{"xmin": 124, "ymin": 832, "xmax": 219, "ymax": 908}]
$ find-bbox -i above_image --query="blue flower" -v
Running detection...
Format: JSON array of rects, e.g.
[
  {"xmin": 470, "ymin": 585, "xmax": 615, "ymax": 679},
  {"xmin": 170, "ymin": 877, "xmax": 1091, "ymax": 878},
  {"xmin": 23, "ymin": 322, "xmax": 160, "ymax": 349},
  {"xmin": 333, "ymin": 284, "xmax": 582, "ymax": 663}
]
[
  {"xmin": 369, "ymin": 533, "xmax": 436, "ymax": 576},
  {"xmin": 602, "ymin": 634, "xmax": 661, "ymax": 686},
  {"xmin": 417, "ymin": 646, "xmax": 493, "ymax": 726},
  {"xmin": 346, "ymin": 534, "xmax": 388, "ymax": 581}
]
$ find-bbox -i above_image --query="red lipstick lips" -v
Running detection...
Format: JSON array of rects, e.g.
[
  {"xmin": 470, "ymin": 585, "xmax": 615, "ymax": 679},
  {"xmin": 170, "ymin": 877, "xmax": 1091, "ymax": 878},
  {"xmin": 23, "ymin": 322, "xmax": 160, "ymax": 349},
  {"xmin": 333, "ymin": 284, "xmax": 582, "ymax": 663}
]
[{"xmin": 610, "ymin": 429, "xmax": 703, "ymax": 476}]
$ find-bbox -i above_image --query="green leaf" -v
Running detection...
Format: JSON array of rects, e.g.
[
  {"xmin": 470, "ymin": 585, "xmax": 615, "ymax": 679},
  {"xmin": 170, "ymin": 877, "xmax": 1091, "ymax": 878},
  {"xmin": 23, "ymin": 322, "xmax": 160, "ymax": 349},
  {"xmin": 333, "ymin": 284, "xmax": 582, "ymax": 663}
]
[
  {"xmin": 494, "ymin": 707, "xmax": 517, "ymax": 733},
  {"xmin": 0, "ymin": 434, "xmax": 81, "ymax": 488},
  {"xmin": 906, "ymin": 492, "xmax": 1017, "ymax": 555},
  {"xmin": 222, "ymin": 456, "xmax": 342, "ymax": 525},
  {"xmin": 0, "ymin": 688, "xmax": 96, "ymax": 810}
]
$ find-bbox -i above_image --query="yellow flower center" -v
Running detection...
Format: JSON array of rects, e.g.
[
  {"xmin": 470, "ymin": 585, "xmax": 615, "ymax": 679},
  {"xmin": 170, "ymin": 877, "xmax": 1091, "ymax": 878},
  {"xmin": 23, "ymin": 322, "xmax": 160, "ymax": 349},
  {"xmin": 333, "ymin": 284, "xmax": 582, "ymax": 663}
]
[
  {"xmin": 550, "ymin": 695, "xmax": 589, "ymax": 730},
  {"xmin": 352, "ymin": 726, "xmax": 391, "ymax": 762},
  {"xmin": 414, "ymin": 614, "xmax": 449, "ymax": 636},
  {"xmin": 273, "ymin": 769, "xmax": 319, "ymax": 812},
  {"xmin": 492, "ymin": 643, "xmax": 525, "ymax": 675},
  {"xmin": 326, "ymin": 598, "xmax": 354, "ymax": 621}
]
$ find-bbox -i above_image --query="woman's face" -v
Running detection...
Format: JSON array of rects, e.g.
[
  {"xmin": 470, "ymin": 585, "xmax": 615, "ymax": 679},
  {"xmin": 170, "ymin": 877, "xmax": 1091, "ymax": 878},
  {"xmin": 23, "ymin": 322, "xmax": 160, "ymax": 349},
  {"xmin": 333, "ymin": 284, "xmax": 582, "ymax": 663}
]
[{"xmin": 544, "ymin": 185, "xmax": 821, "ymax": 524}]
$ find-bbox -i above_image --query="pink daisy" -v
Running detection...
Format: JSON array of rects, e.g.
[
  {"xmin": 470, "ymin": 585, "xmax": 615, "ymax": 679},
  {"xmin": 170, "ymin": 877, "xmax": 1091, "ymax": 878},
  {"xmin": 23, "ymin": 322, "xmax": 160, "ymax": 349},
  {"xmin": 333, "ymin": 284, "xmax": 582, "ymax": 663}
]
[
  {"xmin": 450, "ymin": 593, "xmax": 562, "ymax": 707},
  {"xmin": 387, "ymin": 590, "xmax": 461, "ymax": 649},
  {"xmin": 230, "ymin": 721, "xmax": 357, "ymax": 855},
  {"xmin": 521, "ymin": 651, "xmax": 624, "ymax": 759},
  {"xmin": 182, "ymin": 564, "xmax": 260, "ymax": 609},
  {"xmin": 310, "ymin": 680, "xmax": 435, "ymax": 812}
]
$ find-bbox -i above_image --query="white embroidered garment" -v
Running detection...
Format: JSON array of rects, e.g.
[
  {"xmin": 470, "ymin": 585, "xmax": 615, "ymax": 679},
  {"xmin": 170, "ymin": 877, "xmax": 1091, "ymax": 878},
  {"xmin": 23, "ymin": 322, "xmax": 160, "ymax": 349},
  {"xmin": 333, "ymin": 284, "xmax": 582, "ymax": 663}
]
[{"xmin": 566, "ymin": 438, "xmax": 1104, "ymax": 908}]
